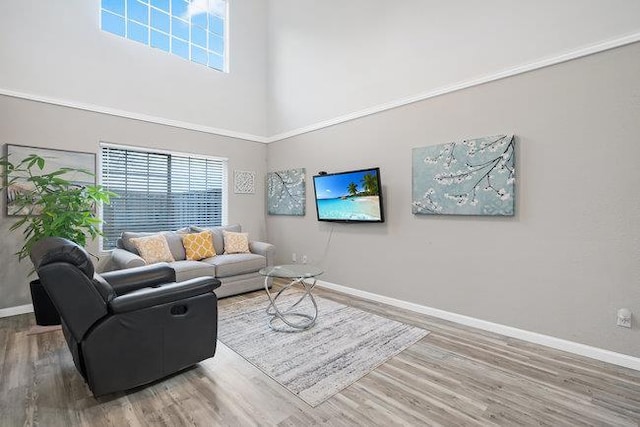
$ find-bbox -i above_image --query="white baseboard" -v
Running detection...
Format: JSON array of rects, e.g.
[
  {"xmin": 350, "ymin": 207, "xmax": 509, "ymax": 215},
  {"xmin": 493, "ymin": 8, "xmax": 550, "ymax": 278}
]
[
  {"xmin": 0, "ymin": 304, "xmax": 34, "ymax": 319},
  {"xmin": 316, "ymin": 280, "xmax": 640, "ymax": 371},
  {"xmin": 3, "ymin": 283, "xmax": 638, "ymax": 371}
]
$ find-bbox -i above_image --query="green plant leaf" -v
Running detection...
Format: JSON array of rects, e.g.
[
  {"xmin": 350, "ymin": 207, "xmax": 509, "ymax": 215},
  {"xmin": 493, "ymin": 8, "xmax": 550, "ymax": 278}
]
[
  {"xmin": 9, "ymin": 217, "xmax": 28, "ymax": 231},
  {"xmin": 44, "ymin": 169, "xmax": 68, "ymax": 177},
  {"xmin": 26, "ymin": 156, "xmax": 39, "ymax": 169},
  {"xmin": 1, "ymin": 153, "xmax": 117, "ymax": 268}
]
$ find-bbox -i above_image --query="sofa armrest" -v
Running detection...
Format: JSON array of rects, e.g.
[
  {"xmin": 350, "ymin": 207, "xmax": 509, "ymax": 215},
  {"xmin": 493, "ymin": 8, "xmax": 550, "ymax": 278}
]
[
  {"xmin": 109, "ymin": 276, "xmax": 220, "ymax": 313},
  {"xmin": 101, "ymin": 263, "xmax": 176, "ymax": 295},
  {"xmin": 110, "ymin": 248, "xmax": 146, "ymax": 270},
  {"xmin": 249, "ymin": 241, "xmax": 275, "ymax": 266}
]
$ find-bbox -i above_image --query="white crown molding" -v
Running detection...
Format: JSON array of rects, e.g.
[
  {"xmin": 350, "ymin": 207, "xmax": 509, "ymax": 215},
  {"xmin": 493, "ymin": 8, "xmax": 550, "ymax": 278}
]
[
  {"xmin": 316, "ymin": 280, "xmax": 640, "ymax": 372},
  {"xmin": 0, "ymin": 88, "xmax": 269, "ymax": 144},
  {"xmin": 0, "ymin": 303, "xmax": 34, "ymax": 319},
  {"xmin": 266, "ymin": 31, "xmax": 640, "ymax": 143},
  {"xmin": 1, "ymin": 32, "xmax": 639, "ymax": 144}
]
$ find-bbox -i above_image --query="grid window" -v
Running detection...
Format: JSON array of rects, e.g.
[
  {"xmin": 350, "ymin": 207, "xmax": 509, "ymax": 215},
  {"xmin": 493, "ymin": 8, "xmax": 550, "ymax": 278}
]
[
  {"xmin": 191, "ymin": 25, "xmax": 207, "ymax": 48},
  {"xmin": 209, "ymin": 33, "xmax": 223, "ymax": 54},
  {"xmin": 102, "ymin": 10, "xmax": 126, "ymax": 37},
  {"xmin": 172, "ymin": 17, "xmax": 189, "ymax": 40},
  {"xmin": 150, "ymin": 30, "xmax": 170, "ymax": 52},
  {"xmin": 127, "ymin": 1, "xmax": 148, "ymax": 24},
  {"xmin": 150, "ymin": 9, "xmax": 170, "ymax": 33},
  {"xmin": 208, "ymin": 52, "xmax": 223, "ymax": 70},
  {"xmin": 192, "ymin": 12, "xmax": 207, "ymax": 29},
  {"xmin": 103, "ymin": 0, "xmax": 125, "ymax": 15},
  {"xmin": 192, "ymin": 46, "xmax": 208, "ymax": 65},
  {"xmin": 172, "ymin": 37, "xmax": 189, "ymax": 59},
  {"xmin": 100, "ymin": 144, "xmax": 227, "ymax": 251},
  {"xmin": 100, "ymin": 0, "xmax": 227, "ymax": 72},
  {"xmin": 128, "ymin": 20, "xmax": 148, "ymax": 44},
  {"xmin": 151, "ymin": 0, "xmax": 170, "ymax": 12}
]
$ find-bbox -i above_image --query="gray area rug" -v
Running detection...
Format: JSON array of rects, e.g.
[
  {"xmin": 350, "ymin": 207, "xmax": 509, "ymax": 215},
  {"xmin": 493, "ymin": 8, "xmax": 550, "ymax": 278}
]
[{"xmin": 218, "ymin": 292, "xmax": 430, "ymax": 406}]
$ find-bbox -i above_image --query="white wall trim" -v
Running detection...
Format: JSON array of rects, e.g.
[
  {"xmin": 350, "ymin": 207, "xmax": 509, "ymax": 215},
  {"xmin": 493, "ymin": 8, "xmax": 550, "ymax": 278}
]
[
  {"xmin": 0, "ymin": 88, "xmax": 269, "ymax": 144},
  {"xmin": 266, "ymin": 31, "xmax": 640, "ymax": 142},
  {"xmin": 316, "ymin": 280, "xmax": 640, "ymax": 372},
  {"xmin": 0, "ymin": 304, "xmax": 34, "ymax": 319},
  {"xmin": 1, "ymin": 32, "xmax": 639, "ymax": 144}
]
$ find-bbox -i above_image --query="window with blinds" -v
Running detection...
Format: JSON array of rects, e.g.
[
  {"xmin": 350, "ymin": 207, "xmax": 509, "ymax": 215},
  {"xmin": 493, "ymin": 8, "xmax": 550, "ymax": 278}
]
[{"xmin": 100, "ymin": 144, "xmax": 227, "ymax": 250}]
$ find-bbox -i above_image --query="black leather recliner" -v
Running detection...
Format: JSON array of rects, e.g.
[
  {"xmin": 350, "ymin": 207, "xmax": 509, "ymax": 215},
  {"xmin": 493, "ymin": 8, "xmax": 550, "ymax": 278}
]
[{"xmin": 29, "ymin": 237, "xmax": 221, "ymax": 397}]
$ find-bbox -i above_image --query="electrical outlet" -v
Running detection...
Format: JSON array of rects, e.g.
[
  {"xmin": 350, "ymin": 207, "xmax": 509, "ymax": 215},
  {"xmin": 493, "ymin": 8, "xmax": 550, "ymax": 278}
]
[
  {"xmin": 617, "ymin": 308, "xmax": 632, "ymax": 328},
  {"xmin": 292, "ymin": 253, "xmax": 297, "ymax": 263},
  {"xmin": 302, "ymin": 255, "xmax": 308, "ymax": 264},
  {"xmin": 618, "ymin": 317, "xmax": 631, "ymax": 328}
]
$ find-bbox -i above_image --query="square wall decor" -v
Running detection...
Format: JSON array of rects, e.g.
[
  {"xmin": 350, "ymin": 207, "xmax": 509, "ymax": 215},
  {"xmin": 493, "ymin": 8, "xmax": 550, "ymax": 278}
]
[
  {"xmin": 267, "ymin": 168, "xmax": 305, "ymax": 216},
  {"xmin": 234, "ymin": 170, "xmax": 256, "ymax": 194},
  {"xmin": 412, "ymin": 134, "xmax": 515, "ymax": 216}
]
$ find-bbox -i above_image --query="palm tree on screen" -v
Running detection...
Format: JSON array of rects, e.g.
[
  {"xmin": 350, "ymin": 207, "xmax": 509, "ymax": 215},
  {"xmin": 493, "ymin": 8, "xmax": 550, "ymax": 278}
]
[
  {"xmin": 347, "ymin": 182, "xmax": 358, "ymax": 196},
  {"xmin": 361, "ymin": 173, "xmax": 378, "ymax": 196}
]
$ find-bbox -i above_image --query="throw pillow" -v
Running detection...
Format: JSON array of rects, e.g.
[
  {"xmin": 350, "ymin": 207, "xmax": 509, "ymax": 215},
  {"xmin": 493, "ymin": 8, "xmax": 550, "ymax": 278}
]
[
  {"xmin": 191, "ymin": 224, "xmax": 241, "ymax": 255},
  {"xmin": 130, "ymin": 234, "xmax": 175, "ymax": 264},
  {"xmin": 121, "ymin": 231, "xmax": 186, "ymax": 260},
  {"xmin": 223, "ymin": 230, "xmax": 250, "ymax": 254},
  {"xmin": 182, "ymin": 230, "xmax": 216, "ymax": 261}
]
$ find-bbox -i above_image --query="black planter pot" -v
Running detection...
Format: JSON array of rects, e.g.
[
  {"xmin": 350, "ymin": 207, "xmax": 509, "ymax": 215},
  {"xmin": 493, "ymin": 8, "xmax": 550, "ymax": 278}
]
[{"xmin": 30, "ymin": 279, "xmax": 61, "ymax": 326}]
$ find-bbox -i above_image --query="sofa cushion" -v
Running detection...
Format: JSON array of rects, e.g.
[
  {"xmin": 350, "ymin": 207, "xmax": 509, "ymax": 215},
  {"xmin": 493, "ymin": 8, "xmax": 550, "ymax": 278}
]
[
  {"xmin": 181, "ymin": 230, "xmax": 216, "ymax": 261},
  {"xmin": 203, "ymin": 253, "xmax": 266, "ymax": 278},
  {"xmin": 223, "ymin": 231, "xmax": 250, "ymax": 254},
  {"xmin": 122, "ymin": 231, "xmax": 187, "ymax": 261},
  {"xmin": 191, "ymin": 224, "xmax": 241, "ymax": 255},
  {"xmin": 170, "ymin": 260, "xmax": 217, "ymax": 282},
  {"xmin": 130, "ymin": 234, "xmax": 175, "ymax": 264}
]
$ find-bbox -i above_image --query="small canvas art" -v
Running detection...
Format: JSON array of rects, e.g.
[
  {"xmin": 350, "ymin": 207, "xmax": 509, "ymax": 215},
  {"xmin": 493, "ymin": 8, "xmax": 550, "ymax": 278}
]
[
  {"xmin": 234, "ymin": 170, "xmax": 256, "ymax": 194},
  {"xmin": 5, "ymin": 144, "xmax": 96, "ymax": 216},
  {"xmin": 412, "ymin": 135, "xmax": 515, "ymax": 216},
  {"xmin": 267, "ymin": 168, "xmax": 305, "ymax": 216}
]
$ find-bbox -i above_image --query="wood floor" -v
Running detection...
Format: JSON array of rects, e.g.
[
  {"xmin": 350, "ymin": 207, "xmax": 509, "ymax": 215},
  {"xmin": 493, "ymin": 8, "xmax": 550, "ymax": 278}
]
[{"xmin": 2, "ymin": 285, "xmax": 640, "ymax": 426}]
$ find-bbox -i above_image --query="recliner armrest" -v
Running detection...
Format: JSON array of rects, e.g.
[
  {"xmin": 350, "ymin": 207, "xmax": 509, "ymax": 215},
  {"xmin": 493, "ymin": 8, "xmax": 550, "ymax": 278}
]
[
  {"xmin": 249, "ymin": 241, "xmax": 275, "ymax": 266},
  {"xmin": 109, "ymin": 276, "xmax": 220, "ymax": 313},
  {"xmin": 102, "ymin": 263, "xmax": 176, "ymax": 295}
]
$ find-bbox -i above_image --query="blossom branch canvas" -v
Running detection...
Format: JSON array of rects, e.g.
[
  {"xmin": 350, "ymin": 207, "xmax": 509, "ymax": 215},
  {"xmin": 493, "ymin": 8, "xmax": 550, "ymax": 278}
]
[
  {"xmin": 412, "ymin": 135, "xmax": 515, "ymax": 216},
  {"xmin": 267, "ymin": 168, "xmax": 306, "ymax": 216}
]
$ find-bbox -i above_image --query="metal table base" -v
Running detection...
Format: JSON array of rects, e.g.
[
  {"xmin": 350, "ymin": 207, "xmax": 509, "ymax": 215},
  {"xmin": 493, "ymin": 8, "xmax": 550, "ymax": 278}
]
[{"xmin": 263, "ymin": 275, "xmax": 318, "ymax": 331}]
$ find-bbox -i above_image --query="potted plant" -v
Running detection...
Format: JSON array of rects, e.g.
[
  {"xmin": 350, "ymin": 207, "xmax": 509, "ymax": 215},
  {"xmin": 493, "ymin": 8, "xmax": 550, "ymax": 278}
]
[{"xmin": 0, "ymin": 153, "xmax": 116, "ymax": 325}]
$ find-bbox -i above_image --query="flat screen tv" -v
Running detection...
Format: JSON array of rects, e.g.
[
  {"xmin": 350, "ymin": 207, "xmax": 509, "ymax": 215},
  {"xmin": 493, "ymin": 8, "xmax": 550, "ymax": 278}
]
[{"xmin": 312, "ymin": 167, "xmax": 385, "ymax": 223}]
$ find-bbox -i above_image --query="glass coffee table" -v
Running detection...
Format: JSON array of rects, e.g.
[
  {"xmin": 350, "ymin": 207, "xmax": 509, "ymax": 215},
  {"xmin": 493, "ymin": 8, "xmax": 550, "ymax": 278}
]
[{"xmin": 259, "ymin": 264, "xmax": 324, "ymax": 331}]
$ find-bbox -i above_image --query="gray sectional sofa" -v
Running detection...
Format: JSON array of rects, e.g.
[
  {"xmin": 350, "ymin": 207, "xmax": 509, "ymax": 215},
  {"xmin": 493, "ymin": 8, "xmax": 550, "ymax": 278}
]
[{"xmin": 109, "ymin": 224, "xmax": 275, "ymax": 298}]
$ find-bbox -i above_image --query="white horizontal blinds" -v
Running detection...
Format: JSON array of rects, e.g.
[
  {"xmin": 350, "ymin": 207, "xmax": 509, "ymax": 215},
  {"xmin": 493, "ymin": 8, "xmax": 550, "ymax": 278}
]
[
  {"xmin": 101, "ymin": 146, "xmax": 225, "ymax": 250},
  {"xmin": 168, "ymin": 154, "xmax": 224, "ymax": 228}
]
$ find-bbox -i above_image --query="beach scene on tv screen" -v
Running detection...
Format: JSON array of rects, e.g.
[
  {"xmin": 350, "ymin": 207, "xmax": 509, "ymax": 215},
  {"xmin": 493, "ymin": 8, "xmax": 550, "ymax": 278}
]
[{"xmin": 314, "ymin": 170, "xmax": 382, "ymax": 221}]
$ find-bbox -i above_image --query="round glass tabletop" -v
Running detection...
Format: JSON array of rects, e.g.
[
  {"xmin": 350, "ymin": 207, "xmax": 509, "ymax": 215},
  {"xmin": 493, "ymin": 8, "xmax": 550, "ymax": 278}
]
[{"xmin": 259, "ymin": 264, "xmax": 324, "ymax": 279}]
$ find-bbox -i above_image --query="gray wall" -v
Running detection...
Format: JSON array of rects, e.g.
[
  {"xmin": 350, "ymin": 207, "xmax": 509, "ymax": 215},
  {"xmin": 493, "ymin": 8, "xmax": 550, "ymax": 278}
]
[
  {"xmin": 267, "ymin": 0, "xmax": 640, "ymax": 134},
  {"xmin": 267, "ymin": 42, "xmax": 640, "ymax": 357},
  {"xmin": 0, "ymin": 95, "xmax": 267, "ymax": 309}
]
